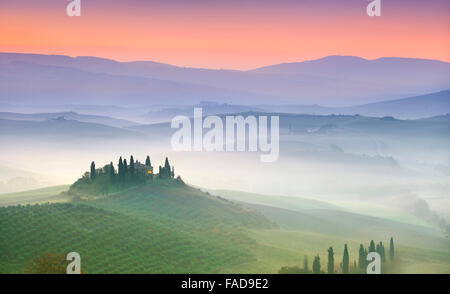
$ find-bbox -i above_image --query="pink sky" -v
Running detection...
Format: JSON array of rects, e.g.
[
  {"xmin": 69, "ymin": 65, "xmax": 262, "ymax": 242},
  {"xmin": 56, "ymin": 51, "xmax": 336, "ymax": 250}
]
[{"xmin": 0, "ymin": 0, "xmax": 449, "ymax": 69}]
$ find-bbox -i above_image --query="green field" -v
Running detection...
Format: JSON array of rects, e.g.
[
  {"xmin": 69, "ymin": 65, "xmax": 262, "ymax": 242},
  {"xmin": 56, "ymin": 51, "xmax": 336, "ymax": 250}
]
[
  {"xmin": 0, "ymin": 185, "xmax": 70, "ymax": 206},
  {"xmin": 209, "ymin": 190, "xmax": 449, "ymax": 251},
  {"xmin": 210, "ymin": 190, "xmax": 450, "ymax": 273},
  {"xmin": 224, "ymin": 229, "xmax": 450, "ymax": 274},
  {"xmin": 209, "ymin": 189, "xmax": 340, "ymax": 211},
  {"xmin": 209, "ymin": 189, "xmax": 433, "ymax": 228},
  {"xmin": 0, "ymin": 181, "xmax": 274, "ymax": 273},
  {"xmin": 0, "ymin": 183, "xmax": 449, "ymax": 273}
]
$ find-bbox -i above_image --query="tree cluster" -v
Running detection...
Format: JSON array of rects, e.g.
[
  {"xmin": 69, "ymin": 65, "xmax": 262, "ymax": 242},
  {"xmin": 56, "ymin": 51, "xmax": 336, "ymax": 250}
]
[
  {"xmin": 278, "ymin": 237, "xmax": 396, "ymax": 274},
  {"xmin": 70, "ymin": 155, "xmax": 181, "ymax": 196},
  {"xmin": 158, "ymin": 157, "xmax": 175, "ymax": 179}
]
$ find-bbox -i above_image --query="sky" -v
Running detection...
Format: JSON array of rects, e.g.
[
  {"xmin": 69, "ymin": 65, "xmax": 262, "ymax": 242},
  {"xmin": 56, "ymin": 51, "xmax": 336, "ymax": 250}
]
[{"xmin": 0, "ymin": 0, "xmax": 449, "ymax": 70}]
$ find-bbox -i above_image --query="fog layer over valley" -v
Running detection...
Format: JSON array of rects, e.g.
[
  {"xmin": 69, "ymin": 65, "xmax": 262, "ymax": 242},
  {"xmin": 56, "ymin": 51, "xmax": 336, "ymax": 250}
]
[{"xmin": 0, "ymin": 108, "xmax": 448, "ymax": 228}]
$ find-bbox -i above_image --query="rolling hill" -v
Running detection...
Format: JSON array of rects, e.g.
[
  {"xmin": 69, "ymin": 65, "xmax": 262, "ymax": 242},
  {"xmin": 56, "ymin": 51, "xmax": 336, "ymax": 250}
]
[
  {"xmin": 339, "ymin": 90, "xmax": 450, "ymax": 119},
  {"xmin": 130, "ymin": 111, "xmax": 450, "ymax": 139},
  {"xmin": 0, "ymin": 112, "xmax": 139, "ymax": 128},
  {"xmin": 254, "ymin": 90, "xmax": 450, "ymax": 119},
  {"xmin": 212, "ymin": 189, "xmax": 450, "ymax": 274},
  {"xmin": 0, "ymin": 60, "xmax": 270, "ymax": 106},
  {"xmin": 0, "ymin": 185, "xmax": 70, "ymax": 206},
  {"xmin": 1, "ymin": 52, "xmax": 449, "ymax": 106},
  {"xmin": 209, "ymin": 190, "xmax": 450, "ymax": 252},
  {"xmin": 1, "ymin": 182, "xmax": 449, "ymax": 273},
  {"xmin": 0, "ymin": 117, "xmax": 142, "ymax": 139},
  {"xmin": 0, "ymin": 182, "xmax": 275, "ymax": 273},
  {"xmin": 208, "ymin": 189, "xmax": 340, "ymax": 211}
]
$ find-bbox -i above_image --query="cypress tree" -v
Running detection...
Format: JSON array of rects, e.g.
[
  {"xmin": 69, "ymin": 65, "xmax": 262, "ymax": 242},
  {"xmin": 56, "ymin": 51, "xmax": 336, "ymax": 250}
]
[
  {"xmin": 389, "ymin": 237, "xmax": 395, "ymax": 261},
  {"xmin": 90, "ymin": 161, "xmax": 96, "ymax": 181},
  {"xmin": 109, "ymin": 162, "xmax": 115, "ymax": 180},
  {"xmin": 303, "ymin": 256, "xmax": 309, "ymax": 273},
  {"xmin": 327, "ymin": 246, "xmax": 334, "ymax": 274},
  {"xmin": 364, "ymin": 248, "xmax": 368, "ymax": 265},
  {"xmin": 123, "ymin": 159, "xmax": 128, "ymax": 175},
  {"xmin": 130, "ymin": 155, "xmax": 135, "ymax": 177},
  {"xmin": 380, "ymin": 242, "xmax": 386, "ymax": 262},
  {"xmin": 164, "ymin": 157, "xmax": 171, "ymax": 178},
  {"xmin": 369, "ymin": 240, "xmax": 376, "ymax": 253},
  {"xmin": 145, "ymin": 156, "xmax": 151, "ymax": 166},
  {"xmin": 164, "ymin": 157, "xmax": 170, "ymax": 170},
  {"xmin": 358, "ymin": 244, "xmax": 366, "ymax": 270},
  {"xmin": 312, "ymin": 256, "xmax": 321, "ymax": 274},
  {"xmin": 342, "ymin": 244, "xmax": 349, "ymax": 274},
  {"xmin": 118, "ymin": 157, "xmax": 123, "ymax": 178}
]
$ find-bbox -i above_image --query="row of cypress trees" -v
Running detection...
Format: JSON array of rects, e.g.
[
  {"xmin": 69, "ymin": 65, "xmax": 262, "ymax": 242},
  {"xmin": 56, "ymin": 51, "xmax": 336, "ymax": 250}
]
[
  {"xmin": 71, "ymin": 155, "xmax": 181, "ymax": 196},
  {"xmin": 87, "ymin": 155, "xmax": 154, "ymax": 191},
  {"xmin": 357, "ymin": 238, "xmax": 394, "ymax": 270},
  {"xmin": 89, "ymin": 155, "xmax": 153, "ymax": 181},
  {"xmin": 310, "ymin": 237, "xmax": 395, "ymax": 274},
  {"xmin": 89, "ymin": 155, "xmax": 178, "ymax": 186}
]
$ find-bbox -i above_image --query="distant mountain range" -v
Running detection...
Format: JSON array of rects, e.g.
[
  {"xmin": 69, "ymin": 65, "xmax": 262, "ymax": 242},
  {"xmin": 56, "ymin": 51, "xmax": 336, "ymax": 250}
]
[
  {"xmin": 0, "ymin": 111, "xmax": 139, "ymax": 128},
  {"xmin": 1, "ymin": 52, "xmax": 449, "ymax": 107},
  {"xmin": 125, "ymin": 90, "xmax": 450, "ymax": 121},
  {"xmin": 257, "ymin": 90, "xmax": 450, "ymax": 119},
  {"xmin": 0, "ymin": 90, "xmax": 448, "ymax": 124},
  {"xmin": 0, "ymin": 117, "xmax": 140, "ymax": 139},
  {"xmin": 130, "ymin": 111, "xmax": 450, "ymax": 140},
  {"xmin": 1, "ymin": 110, "xmax": 447, "ymax": 142},
  {"xmin": 338, "ymin": 90, "xmax": 450, "ymax": 119}
]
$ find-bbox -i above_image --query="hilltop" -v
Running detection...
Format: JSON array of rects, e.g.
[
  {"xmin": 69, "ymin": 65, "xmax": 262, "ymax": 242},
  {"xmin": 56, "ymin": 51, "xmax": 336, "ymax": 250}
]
[{"xmin": 0, "ymin": 156, "xmax": 275, "ymax": 273}]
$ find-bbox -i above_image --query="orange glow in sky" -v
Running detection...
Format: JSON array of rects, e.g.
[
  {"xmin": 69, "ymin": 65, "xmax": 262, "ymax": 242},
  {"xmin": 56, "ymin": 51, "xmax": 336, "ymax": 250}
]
[{"xmin": 0, "ymin": 0, "xmax": 449, "ymax": 69}]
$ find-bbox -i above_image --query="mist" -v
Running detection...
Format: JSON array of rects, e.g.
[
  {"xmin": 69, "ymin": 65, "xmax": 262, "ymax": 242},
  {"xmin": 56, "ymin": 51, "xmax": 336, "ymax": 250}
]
[{"xmin": 1, "ymin": 110, "xmax": 448, "ymax": 222}]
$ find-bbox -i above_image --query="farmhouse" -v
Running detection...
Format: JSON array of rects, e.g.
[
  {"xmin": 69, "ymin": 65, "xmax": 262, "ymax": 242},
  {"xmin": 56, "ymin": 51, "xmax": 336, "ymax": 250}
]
[{"xmin": 134, "ymin": 160, "xmax": 153, "ymax": 176}]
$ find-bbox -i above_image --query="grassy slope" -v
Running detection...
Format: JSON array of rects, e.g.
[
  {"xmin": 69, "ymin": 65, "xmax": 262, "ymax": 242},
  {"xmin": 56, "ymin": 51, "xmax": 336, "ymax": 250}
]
[
  {"xmin": 211, "ymin": 190, "xmax": 448, "ymax": 250},
  {"xmin": 223, "ymin": 229, "xmax": 450, "ymax": 274},
  {"xmin": 1, "ymin": 184, "xmax": 449, "ymax": 273},
  {"xmin": 208, "ymin": 189, "xmax": 340, "ymax": 211},
  {"xmin": 211, "ymin": 190, "xmax": 450, "ymax": 273},
  {"xmin": 0, "ymin": 185, "xmax": 70, "ymax": 206},
  {"xmin": 242, "ymin": 203, "xmax": 449, "ymax": 251},
  {"xmin": 0, "ymin": 182, "xmax": 275, "ymax": 273},
  {"xmin": 330, "ymin": 200, "xmax": 434, "ymax": 228},
  {"xmin": 86, "ymin": 182, "xmax": 274, "ymax": 230},
  {"xmin": 209, "ymin": 190, "xmax": 432, "ymax": 228}
]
